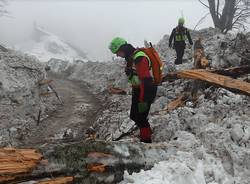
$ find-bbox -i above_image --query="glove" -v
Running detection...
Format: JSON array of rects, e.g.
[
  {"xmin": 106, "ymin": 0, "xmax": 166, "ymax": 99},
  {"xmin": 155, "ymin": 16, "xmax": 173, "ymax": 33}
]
[
  {"xmin": 128, "ymin": 74, "xmax": 140, "ymax": 86},
  {"xmin": 138, "ymin": 102, "xmax": 148, "ymax": 113}
]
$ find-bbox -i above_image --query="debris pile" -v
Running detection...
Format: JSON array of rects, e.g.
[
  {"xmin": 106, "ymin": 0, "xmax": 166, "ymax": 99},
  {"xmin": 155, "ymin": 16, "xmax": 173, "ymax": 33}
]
[
  {"xmin": 2, "ymin": 27, "xmax": 250, "ymax": 183},
  {"xmin": 0, "ymin": 50, "xmax": 57, "ymax": 146}
]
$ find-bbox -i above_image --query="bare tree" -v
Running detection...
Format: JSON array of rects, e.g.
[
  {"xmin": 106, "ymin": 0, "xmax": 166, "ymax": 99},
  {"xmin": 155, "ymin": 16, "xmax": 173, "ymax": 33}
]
[
  {"xmin": 199, "ymin": 0, "xmax": 250, "ymax": 33},
  {"xmin": 0, "ymin": 0, "xmax": 8, "ymax": 17}
]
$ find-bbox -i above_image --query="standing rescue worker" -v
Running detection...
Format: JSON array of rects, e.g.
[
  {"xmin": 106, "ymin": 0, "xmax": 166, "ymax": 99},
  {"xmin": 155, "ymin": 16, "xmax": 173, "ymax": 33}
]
[
  {"xmin": 169, "ymin": 18, "xmax": 193, "ymax": 65},
  {"xmin": 109, "ymin": 37, "xmax": 157, "ymax": 143}
]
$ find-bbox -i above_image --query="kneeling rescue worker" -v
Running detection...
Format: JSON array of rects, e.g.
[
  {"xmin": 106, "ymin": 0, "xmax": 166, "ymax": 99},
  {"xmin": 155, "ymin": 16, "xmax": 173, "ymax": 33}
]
[{"xmin": 109, "ymin": 37, "xmax": 163, "ymax": 143}]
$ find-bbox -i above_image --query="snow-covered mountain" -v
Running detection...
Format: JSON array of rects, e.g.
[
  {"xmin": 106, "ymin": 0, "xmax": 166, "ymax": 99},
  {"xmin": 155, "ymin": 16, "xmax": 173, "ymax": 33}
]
[{"xmin": 15, "ymin": 24, "xmax": 88, "ymax": 63}]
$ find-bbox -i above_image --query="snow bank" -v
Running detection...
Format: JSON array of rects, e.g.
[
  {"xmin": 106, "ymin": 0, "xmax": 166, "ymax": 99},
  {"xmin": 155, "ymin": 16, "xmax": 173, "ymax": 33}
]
[
  {"xmin": 121, "ymin": 152, "xmax": 232, "ymax": 184},
  {"xmin": 0, "ymin": 50, "xmax": 56, "ymax": 146}
]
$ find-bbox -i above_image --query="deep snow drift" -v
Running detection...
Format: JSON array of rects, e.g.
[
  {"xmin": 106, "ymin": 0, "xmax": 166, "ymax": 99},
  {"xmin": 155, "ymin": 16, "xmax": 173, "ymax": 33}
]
[{"xmin": 48, "ymin": 28, "xmax": 250, "ymax": 183}]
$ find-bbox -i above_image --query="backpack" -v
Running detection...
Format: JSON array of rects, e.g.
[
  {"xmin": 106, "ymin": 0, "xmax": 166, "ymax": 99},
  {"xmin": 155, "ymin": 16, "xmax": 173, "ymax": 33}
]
[{"xmin": 139, "ymin": 42, "xmax": 164, "ymax": 85}]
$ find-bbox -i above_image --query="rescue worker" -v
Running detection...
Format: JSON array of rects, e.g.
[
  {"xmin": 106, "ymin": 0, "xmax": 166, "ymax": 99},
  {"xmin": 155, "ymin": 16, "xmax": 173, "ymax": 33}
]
[
  {"xmin": 169, "ymin": 18, "xmax": 193, "ymax": 65},
  {"xmin": 109, "ymin": 37, "xmax": 157, "ymax": 143}
]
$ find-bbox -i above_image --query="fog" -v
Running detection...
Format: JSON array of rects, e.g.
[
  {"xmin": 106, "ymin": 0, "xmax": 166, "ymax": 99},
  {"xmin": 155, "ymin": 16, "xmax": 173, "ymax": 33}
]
[{"xmin": 0, "ymin": 0, "xmax": 213, "ymax": 61}]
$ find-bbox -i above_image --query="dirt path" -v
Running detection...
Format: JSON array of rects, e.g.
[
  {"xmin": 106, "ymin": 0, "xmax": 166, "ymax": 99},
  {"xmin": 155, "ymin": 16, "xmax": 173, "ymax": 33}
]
[{"xmin": 23, "ymin": 72, "xmax": 100, "ymax": 147}]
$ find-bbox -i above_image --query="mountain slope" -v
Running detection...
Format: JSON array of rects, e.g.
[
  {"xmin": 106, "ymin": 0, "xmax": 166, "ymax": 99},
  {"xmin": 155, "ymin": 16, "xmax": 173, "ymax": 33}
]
[{"xmin": 15, "ymin": 24, "xmax": 88, "ymax": 63}]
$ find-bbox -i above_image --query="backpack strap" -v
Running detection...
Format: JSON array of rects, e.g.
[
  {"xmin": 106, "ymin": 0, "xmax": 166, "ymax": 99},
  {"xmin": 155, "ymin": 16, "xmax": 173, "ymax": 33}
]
[{"xmin": 133, "ymin": 50, "xmax": 152, "ymax": 69}]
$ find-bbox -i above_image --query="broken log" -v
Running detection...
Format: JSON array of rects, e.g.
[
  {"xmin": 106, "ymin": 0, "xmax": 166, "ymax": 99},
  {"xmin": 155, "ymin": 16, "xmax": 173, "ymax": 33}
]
[
  {"xmin": 0, "ymin": 148, "xmax": 43, "ymax": 183},
  {"xmin": 193, "ymin": 38, "xmax": 209, "ymax": 69},
  {"xmin": 192, "ymin": 39, "xmax": 209, "ymax": 97},
  {"xmin": 163, "ymin": 69, "xmax": 250, "ymax": 96},
  {"xmin": 163, "ymin": 65, "xmax": 250, "ymax": 82},
  {"xmin": 152, "ymin": 95, "xmax": 188, "ymax": 115},
  {"xmin": 0, "ymin": 140, "xmax": 179, "ymax": 183}
]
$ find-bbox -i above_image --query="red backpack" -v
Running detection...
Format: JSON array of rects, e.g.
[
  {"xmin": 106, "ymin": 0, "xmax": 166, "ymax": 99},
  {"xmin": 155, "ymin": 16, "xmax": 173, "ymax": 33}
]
[{"xmin": 140, "ymin": 43, "xmax": 164, "ymax": 85}]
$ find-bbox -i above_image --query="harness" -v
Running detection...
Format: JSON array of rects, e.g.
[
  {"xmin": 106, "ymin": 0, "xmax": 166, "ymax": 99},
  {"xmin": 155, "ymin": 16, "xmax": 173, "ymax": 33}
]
[{"xmin": 175, "ymin": 27, "xmax": 188, "ymax": 42}]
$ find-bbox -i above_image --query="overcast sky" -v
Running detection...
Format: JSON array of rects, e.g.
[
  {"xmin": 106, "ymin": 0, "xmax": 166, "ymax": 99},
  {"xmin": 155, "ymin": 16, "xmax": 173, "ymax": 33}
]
[{"xmin": 0, "ymin": 0, "xmax": 214, "ymax": 61}]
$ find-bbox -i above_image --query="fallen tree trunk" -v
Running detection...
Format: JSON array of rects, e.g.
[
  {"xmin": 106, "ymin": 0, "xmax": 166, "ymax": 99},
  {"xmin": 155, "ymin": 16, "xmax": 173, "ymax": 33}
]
[
  {"xmin": 163, "ymin": 65, "xmax": 250, "ymax": 82},
  {"xmin": 162, "ymin": 69, "xmax": 250, "ymax": 96},
  {"xmin": 0, "ymin": 148, "xmax": 43, "ymax": 183},
  {"xmin": 0, "ymin": 140, "xmax": 178, "ymax": 184}
]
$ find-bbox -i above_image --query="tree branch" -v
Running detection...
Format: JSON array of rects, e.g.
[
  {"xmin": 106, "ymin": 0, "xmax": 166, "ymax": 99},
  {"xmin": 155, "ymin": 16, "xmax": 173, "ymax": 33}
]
[
  {"xmin": 199, "ymin": 0, "xmax": 210, "ymax": 8},
  {"xmin": 193, "ymin": 12, "xmax": 210, "ymax": 30}
]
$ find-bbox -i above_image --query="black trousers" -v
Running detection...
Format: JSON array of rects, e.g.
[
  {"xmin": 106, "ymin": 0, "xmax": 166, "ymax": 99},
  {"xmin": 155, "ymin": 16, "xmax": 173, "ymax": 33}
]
[
  {"xmin": 174, "ymin": 44, "xmax": 185, "ymax": 65},
  {"xmin": 130, "ymin": 80, "xmax": 157, "ymax": 128}
]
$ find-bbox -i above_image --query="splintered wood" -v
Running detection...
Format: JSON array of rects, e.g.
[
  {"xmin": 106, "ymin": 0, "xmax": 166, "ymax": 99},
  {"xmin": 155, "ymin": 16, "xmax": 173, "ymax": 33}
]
[
  {"xmin": 163, "ymin": 96, "xmax": 187, "ymax": 112},
  {"xmin": 87, "ymin": 163, "xmax": 106, "ymax": 173},
  {"xmin": 176, "ymin": 70, "xmax": 250, "ymax": 96},
  {"xmin": 163, "ymin": 68, "xmax": 250, "ymax": 96},
  {"xmin": 0, "ymin": 148, "xmax": 43, "ymax": 183},
  {"xmin": 193, "ymin": 38, "xmax": 209, "ymax": 69},
  {"xmin": 108, "ymin": 86, "xmax": 127, "ymax": 95},
  {"xmin": 86, "ymin": 152, "xmax": 114, "ymax": 173},
  {"xmin": 153, "ymin": 95, "xmax": 187, "ymax": 115},
  {"xmin": 38, "ymin": 176, "xmax": 74, "ymax": 184}
]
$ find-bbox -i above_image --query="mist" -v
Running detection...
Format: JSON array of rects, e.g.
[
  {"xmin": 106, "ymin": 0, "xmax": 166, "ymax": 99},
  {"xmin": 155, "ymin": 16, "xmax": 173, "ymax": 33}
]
[{"xmin": 0, "ymin": 0, "xmax": 213, "ymax": 61}]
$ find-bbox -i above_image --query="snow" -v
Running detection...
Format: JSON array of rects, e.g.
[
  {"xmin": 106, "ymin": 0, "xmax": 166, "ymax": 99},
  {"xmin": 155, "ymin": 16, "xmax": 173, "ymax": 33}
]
[
  {"xmin": 10, "ymin": 26, "xmax": 250, "ymax": 183},
  {"xmin": 15, "ymin": 24, "xmax": 88, "ymax": 63},
  {"xmin": 47, "ymin": 27, "xmax": 250, "ymax": 183},
  {"xmin": 121, "ymin": 161, "xmax": 205, "ymax": 184},
  {"xmin": 0, "ymin": 50, "xmax": 57, "ymax": 146},
  {"xmin": 120, "ymin": 150, "xmax": 233, "ymax": 184}
]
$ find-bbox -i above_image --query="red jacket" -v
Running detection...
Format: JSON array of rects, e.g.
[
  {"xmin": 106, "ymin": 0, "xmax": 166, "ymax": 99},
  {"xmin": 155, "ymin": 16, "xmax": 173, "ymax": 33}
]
[{"xmin": 134, "ymin": 56, "xmax": 152, "ymax": 102}]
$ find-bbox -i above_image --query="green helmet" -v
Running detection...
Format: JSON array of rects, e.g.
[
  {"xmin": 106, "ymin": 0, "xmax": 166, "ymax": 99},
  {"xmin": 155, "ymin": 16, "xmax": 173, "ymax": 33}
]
[
  {"xmin": 178, "ymin": 17, "xmax": 185, "ymax": 25},
  {"xmin": 109, "ymin": 37, "xmax": 127, "ymax": 54}
]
